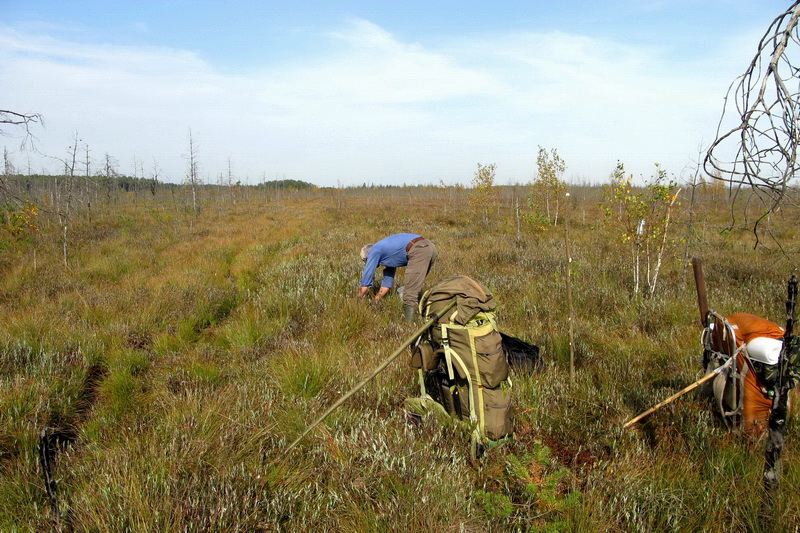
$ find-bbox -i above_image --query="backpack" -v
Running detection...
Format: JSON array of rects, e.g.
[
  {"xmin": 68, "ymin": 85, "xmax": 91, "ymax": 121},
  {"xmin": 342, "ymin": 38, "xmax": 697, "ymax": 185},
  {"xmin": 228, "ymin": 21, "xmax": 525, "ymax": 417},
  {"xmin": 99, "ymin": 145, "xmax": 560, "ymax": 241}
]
[
  {"xmin": 700, "ymin": 313, "xmax": 800, "ymax": 430},
  {"xmin": 700, "ymin": 313, "xmax": 748, "ymax": 430},
  {"xmin": 693, "ymin": 267, "xmax": 800, "ymax": 432},
  {"xmin": 409, "ymin": 275, "xmax": 514, "ymax": 456}
]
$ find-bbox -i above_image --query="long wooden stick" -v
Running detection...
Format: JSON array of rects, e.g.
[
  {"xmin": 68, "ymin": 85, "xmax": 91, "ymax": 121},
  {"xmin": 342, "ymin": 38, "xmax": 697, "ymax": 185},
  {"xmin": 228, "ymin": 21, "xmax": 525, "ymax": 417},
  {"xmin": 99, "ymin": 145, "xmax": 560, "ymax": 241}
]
[
  {"xmin": 285, "ymin": 299, "xmax": 456, "ymax": 453},
  {"xmin": 623, "ymin": 358, "xmax": 733, "ymax": 429},
  {"xmin": 692, "ymin": 257, "xmax": 709, "ymax": 327}
]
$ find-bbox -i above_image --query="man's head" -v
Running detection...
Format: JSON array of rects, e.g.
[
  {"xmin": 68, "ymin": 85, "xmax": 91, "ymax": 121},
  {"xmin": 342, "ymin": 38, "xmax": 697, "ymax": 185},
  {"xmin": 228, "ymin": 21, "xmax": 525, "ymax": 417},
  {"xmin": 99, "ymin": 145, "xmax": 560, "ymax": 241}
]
[{"xmin": 360, "ymin": 244, "xmax": 373, "ymax": 262}]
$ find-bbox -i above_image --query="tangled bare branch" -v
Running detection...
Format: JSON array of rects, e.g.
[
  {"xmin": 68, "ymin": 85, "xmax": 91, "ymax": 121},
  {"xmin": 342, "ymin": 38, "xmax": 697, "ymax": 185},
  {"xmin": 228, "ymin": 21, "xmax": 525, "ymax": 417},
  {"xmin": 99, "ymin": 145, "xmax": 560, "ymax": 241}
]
[
  {"xmin": 0, "ymin": 109, "xmax": 44, "ymax": 150},
  {"xmin": 704, "ymin": 1, "xmax": 800, "ymax": 247}
]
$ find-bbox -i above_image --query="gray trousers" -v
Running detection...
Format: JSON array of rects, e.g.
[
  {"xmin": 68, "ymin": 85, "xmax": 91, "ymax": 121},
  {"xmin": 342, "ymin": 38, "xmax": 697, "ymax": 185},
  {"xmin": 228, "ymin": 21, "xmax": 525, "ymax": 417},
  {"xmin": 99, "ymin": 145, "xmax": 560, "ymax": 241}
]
[{"xmin": 403, "ymin": 238, "xmax": 437, "ymax": 308}]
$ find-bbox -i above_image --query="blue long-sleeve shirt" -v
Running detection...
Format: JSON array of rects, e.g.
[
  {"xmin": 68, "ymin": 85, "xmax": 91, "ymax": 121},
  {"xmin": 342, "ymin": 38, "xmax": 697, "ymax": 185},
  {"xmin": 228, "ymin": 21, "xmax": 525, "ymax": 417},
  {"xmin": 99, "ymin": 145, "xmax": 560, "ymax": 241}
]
[{"xmin": 360, "ymin": 233, "xmax": 421, "ymax": 288}]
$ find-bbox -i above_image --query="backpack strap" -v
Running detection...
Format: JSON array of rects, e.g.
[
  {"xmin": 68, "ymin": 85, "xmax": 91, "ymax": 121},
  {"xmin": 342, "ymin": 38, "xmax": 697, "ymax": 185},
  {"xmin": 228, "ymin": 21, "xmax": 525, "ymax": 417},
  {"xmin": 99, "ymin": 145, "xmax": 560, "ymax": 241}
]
[
  {"xmin": 446, "ymin": 347, "xmax": 478, "ymax": 423},
  {"xmin": 440, "ymin": 319, "xmax": 457, "ymax": 381},
  {"xmin": 417, "ymin": 368, "xmax": 427, "ymax": 397},
  {"xmin": 446, "ymin": 315, "xmax": 503, "ymax": 442},
  {"xmin": 702, "ymin": 316, "xmax": 751, "ymax": 430},
  {"xmin": 467, "ymin": 325, "xmax": 487, "ymax": 439},
  {"xmin": 428, "ymin": 302, "xmax": 504, "ymax": 441}
]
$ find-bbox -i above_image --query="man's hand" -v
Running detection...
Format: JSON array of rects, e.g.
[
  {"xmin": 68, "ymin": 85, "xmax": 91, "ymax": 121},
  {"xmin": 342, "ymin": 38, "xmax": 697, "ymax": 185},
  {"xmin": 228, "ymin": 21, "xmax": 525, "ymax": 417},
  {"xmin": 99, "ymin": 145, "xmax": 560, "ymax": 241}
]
[{"xmin": 374, "ymin": 286, "xmax": 390, "ymax": 302}]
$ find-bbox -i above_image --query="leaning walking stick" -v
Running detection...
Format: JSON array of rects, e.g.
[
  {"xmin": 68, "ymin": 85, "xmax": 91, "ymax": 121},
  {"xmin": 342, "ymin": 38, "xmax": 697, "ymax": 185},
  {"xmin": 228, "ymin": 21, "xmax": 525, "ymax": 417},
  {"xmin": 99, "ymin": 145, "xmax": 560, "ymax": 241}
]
[
  {"xmin": 623, "ymin": 357, "xmax": 734, "ymax": 429},
  {"xmin": 763, "ymin": 275, "xmax": 798, "ymax": 495},
  {"xmin": 285, "ymin": 299, "xmax": 456, "ymax": 454}
]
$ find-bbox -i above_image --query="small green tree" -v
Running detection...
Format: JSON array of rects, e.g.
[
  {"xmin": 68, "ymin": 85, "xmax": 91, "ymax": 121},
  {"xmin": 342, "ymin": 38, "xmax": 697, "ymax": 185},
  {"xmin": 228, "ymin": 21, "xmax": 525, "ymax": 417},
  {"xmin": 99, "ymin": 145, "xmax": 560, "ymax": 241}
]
[
  {"xmin": 603, "ymin": 162, "xmax": 680, "ymax": 296},
  {"xmin": 0, "ymin": 201, "xmax": 39, "ymax": 250},
  {"xmin": 529, "ymin": 146, "xmax": 566, "ymax": 226},
  {"xmin": 644, "ymin": 165, "xmax": 681, "ymax": 296},
  {"xmin": 469, "ymin": 163, "xmax": 498, "ymax": 225}
]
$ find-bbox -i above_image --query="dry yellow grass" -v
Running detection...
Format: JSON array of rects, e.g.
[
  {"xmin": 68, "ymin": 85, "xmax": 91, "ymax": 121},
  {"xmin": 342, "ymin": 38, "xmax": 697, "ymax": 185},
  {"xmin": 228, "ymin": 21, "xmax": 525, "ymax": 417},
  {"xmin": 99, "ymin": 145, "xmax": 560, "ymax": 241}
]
[{"xmin": 0, "ymin": 184, "xmax": 798, "ymax": 531}]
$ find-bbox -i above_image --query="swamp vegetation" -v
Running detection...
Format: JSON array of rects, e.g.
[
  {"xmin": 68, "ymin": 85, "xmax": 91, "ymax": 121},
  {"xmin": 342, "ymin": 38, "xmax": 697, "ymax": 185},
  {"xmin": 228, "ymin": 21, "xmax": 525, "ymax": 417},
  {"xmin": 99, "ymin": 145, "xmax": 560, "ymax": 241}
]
[{"xmin": 1, "ymin": 179, "xmax": 799, "ymax": 531}]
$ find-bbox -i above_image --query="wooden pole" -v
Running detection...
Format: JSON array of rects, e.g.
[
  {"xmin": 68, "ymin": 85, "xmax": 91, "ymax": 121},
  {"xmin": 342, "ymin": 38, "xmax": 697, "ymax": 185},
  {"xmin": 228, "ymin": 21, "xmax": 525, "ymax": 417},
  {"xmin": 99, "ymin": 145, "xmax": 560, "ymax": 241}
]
[
  {"xmin": 285, "ymin": 299, "xmax": 456, "ymax": 453},
  {"xmin": 692, "ymin": 257, "xmax": 709, "ymax": 327},
  {"xmin": 623, "ymin": 358, "xmax": 733, "ymax": 429}
]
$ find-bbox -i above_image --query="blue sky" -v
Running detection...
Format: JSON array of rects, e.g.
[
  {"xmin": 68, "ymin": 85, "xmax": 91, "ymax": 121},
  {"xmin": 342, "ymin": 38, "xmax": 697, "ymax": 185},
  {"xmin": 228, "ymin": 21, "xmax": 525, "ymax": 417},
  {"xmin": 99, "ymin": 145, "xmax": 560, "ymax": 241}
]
[{"xmin": 1, "ymin": 1, "xmax": 792, "ymax": 186}]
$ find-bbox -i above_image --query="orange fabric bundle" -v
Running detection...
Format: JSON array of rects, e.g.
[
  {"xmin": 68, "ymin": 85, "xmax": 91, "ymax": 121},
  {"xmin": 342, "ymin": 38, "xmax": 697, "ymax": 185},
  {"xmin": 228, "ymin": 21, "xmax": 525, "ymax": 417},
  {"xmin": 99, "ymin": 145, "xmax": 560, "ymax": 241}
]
[{"xmin": 727, "ymin": 314, "xmax": 784, "ymax": 436}]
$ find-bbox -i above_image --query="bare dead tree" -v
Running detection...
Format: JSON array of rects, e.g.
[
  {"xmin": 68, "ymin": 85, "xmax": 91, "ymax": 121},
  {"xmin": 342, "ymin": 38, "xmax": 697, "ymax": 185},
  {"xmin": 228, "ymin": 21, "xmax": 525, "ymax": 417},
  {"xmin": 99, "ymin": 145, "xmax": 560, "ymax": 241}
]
[
  {"xmin": 102, "ymin": 153, "xmax": 119, "ymax": 204},
  {"xmin": 83, "ymin": 142, "xmax": 93, "ymax": 212},
  {"xmin": 150, "ymin": 158, "xmax": 160, "ymax": 196},
  {"xmin": 56, "ymin": 132, "xmax": 80, "ymax": 268},
  {"xmin": 1, "ymin": 147, "xmax": 38, "ymax": 207},
  {"xmin": 185, "ymin": 128, "xmax": 200, "ymax": 214},
  {"xmin": 1, "ymin": 147, "xmax": 16, "ymax": 204},
  {"xmin": 704, "ymin": 1, "xmax": 800, "ymax": 249},
  {"xmin": 1, "ymin": 110, "xmax": 41, "ymax": 203},
  {"xmin": 226, "ymin": 156, "xmax": 236, "ymax": 205},
  {"xmin": 3, "ymin": 146, "xmax": 14, "ymax": 176}
]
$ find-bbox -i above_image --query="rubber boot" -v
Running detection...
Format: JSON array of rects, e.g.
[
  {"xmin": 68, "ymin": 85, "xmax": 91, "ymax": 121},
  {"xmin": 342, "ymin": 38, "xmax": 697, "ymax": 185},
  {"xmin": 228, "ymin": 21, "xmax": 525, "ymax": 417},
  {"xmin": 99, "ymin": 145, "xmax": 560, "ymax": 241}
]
[{"xmin": 403, "ymin": 305, "xmax": 416, "ymax": 323}]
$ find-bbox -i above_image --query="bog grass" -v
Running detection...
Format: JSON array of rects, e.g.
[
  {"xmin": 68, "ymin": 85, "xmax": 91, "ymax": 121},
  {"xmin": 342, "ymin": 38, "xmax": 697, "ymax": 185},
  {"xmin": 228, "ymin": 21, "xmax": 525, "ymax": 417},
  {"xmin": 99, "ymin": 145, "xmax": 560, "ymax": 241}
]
[{"xmin": 1, "ymin": 184, "xmax": 799, "ymax": 531}]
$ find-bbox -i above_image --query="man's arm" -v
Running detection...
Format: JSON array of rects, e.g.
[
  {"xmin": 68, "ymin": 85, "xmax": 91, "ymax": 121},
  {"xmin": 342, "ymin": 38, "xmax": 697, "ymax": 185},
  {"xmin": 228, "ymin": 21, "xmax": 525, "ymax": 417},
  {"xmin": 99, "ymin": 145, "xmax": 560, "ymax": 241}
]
[
  {"xmin": 357, "ymin": 251, "xmax": 381, "ymax": 299},
  {"xmin": 380, "ymin": 266, "xmax": 396, "ymax": 289},
  {"xmin": 359, "ymin": 250, "xmax": 382, "ymax": 288}
]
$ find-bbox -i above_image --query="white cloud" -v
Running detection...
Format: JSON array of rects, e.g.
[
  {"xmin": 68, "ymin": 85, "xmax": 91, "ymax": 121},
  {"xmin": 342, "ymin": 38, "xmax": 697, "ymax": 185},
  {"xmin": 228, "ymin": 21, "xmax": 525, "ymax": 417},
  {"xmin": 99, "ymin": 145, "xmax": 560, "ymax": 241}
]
[{"xmin": 0, "ymin": 19, "xmax": 752, "ymax": 185}]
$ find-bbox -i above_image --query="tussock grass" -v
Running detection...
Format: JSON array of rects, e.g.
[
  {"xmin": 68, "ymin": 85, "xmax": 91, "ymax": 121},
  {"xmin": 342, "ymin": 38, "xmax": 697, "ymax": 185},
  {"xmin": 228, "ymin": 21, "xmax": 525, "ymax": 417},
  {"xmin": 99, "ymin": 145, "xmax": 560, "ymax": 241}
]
[{"xmin": 1, "ymin": 186, "xmax": 800, "ymax": 530}]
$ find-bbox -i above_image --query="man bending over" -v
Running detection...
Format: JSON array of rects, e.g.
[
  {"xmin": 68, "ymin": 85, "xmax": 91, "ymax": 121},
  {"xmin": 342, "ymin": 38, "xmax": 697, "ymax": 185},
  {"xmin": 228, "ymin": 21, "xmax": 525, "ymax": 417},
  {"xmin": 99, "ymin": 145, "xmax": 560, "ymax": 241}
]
[{"xmin": 357, "ymin": 233, "xmax": 437, "ymax": 322}]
